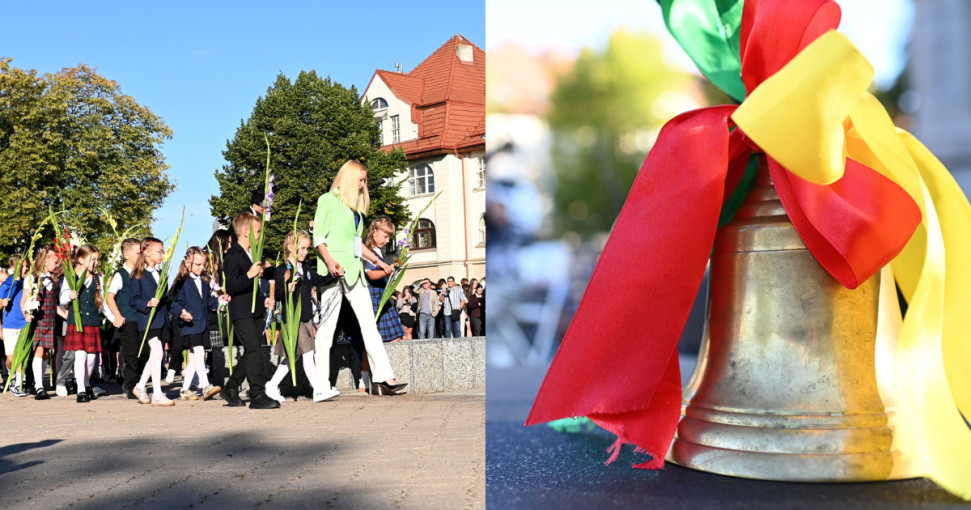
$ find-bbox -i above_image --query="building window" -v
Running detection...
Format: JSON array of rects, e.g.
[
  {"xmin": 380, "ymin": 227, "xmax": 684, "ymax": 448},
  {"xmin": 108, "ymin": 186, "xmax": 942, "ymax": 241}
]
[
  {"xmin": 409, "ymin": 164, "xmax": 435, "ymax": 195},
  {"xmin": 478, "ymin": 215, "xmax": 486, "ymax": 245},
  {"xmin": 391, "ymin": 115, "xmax": 400, "ymax": 143},
  {"xmin": 476, "ymin": 158, "xmax": 485, "ymax": 189},
  {"xmin": 412, "ymin": 219, "xmax": 436, "ymax": 250},
  {"xmin": 371, "ymin": 98, "xmax": 388, "ymax": 110},
  {"xmin": 378, "ymin": 119, "xmax": 384, "ymax": 146}
]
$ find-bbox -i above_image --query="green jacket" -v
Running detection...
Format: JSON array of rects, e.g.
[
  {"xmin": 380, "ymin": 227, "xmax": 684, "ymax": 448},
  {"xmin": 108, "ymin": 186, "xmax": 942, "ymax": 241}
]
[{"xmin": 313, "ymin": 190, "xmax": 366, "ymax": 285}]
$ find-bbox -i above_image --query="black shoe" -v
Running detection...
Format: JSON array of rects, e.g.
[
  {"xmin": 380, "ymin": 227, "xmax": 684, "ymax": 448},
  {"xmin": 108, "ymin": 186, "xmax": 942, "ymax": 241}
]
[
  {"xmin": 126, "ymin": 391, "xmax": 138, "ymax": 400},
  {"xmin": 249, "ymin": 394, "xmax": 281, "ymax": 410},
  {"xmin": 86, "ymin": 389, "xmax": 98, "ymax": 400},
  {"xmin": 66, "ymin": 378, "xmax": 78, "ymax": 395},
  {"xmin": 34, "ymin": 389, "xmax": 50, "ymax": 400},
  {"xmin": 220, "ymin": 387, "xmax": 245, "ymax": 407},
  {"xmin": 371, "ymin": 381, "xmax": 405, "ymax": 396},
  {"xmin": 387, "ymin": 382, "xmax": 408, "ymax": 392},
  {"xmin": 76, "ymin": 391, "xmax": 90, "ymax": 403}
]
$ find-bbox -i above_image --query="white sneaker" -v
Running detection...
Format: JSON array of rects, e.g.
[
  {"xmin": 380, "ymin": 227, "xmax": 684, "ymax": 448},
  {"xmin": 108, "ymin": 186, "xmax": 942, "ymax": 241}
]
[
  {"xmin": 165, "ymin": 369, "xmax": 176, "ymax": 384},
  {"xmin": 313, "ymin": 388, "xmax": 340, "ymax": 402},
  {"xmin": 92, "ymin": 386, "xmax": 107, "ymax": 397},
  {"xmin": 10, "ymin": 386, "xmax": 27, "ymax": 398},
  {"xmin": 56, "ymin": 385, "xmax": 68, "ymax": 397},
  {"xmin": 264, "ymin": 384, "xmax": 285, "ymax": 403}
]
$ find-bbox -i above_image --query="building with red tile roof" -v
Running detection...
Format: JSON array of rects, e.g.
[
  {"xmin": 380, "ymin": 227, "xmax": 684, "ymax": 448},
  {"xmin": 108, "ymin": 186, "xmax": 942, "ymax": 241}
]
[{"xmin": 362, "ymin": 34, "xmax": 486, "ymax": 292}]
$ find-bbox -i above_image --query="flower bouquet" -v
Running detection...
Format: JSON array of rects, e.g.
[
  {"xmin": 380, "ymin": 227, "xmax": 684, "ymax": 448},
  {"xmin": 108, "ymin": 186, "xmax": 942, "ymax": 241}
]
[
  {"xmin": 277, "ymin": 202, "xmax": 303, "ymax": 384},
  {"xmin": 250, "ymin": 134, "xmax": 274, "ymax": 313},
  {"xmin": 2, "ymin": 221, "xmax": 48, "ymax": 394},
  {"xmin": 49, "ymin": 207, "xmax": 86, "ymax": 332}
]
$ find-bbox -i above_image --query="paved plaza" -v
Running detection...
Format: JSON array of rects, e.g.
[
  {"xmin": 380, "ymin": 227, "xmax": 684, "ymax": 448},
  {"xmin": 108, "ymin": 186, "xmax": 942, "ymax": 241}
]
[{"xmin": 0, "ymin": 386, "xmax": 484, "ymax": 509}]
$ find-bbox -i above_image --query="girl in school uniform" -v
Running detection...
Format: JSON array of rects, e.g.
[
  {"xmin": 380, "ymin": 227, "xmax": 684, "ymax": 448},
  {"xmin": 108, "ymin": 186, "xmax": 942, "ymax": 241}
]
[
  {"xmin": 59, "ymin": 244, "xmax": 104, "ymax": 403},
  {"xmin": 265, "ymin": 230, "xmax": 336, "ymax": 403},
  {"xmin": 129, "ymin": 237, "xmax": 174, "ymax": 406},
  {"xmin": 22, "ymin": 247, "xmax": 62, "ymax": 400},
  {"xmin": 363, "ymin": 217, "xmax": 406, "ymax": 344},
  {"xmin": 170, "ymin": 246, "xmax": 227, "ymax": 401}
]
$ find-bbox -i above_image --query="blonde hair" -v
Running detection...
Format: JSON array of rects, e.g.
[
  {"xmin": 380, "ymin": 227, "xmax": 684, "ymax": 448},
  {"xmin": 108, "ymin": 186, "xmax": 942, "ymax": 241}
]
[
  {"xmin": 283, "ymin": 230, "xmax": 311, "ymax": 262},
  {"xmin": 233, "ymin": 212, "xmax": 260, "ymax": 238},
  {"xmin": 330, "ymin": 159, "xmax": 370, "ymax": 214},
  {"xmin": 132, "ymin": 237, "xmax": 163, "ymax": 280},
  {"xmin": 364, "ymin": 217, "xmax": 395, "ymax": 251}
]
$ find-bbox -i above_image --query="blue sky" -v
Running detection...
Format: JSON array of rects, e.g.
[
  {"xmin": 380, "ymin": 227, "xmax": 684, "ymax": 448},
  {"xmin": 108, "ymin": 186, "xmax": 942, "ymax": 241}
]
[{"xmin": 1, "ymin": 0, "xmax": 484, "ymax": 272}]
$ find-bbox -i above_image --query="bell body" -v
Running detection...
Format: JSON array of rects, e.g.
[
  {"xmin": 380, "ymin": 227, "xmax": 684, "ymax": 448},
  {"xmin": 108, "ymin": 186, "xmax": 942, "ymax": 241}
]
[{"xmin": 667, "ymin": 168, "xmax": 918, "ymax": 481}]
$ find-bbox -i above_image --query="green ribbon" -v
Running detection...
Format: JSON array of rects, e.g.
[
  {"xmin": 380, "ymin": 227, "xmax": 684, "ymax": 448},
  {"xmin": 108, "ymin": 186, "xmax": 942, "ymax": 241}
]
[{"xmin": 658, "ymin": 0, "xmax": 746, "ymax": 102}]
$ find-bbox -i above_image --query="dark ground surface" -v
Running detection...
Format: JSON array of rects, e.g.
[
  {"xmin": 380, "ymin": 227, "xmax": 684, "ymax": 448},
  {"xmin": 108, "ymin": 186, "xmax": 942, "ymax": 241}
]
[{"xmin": 486, "ymin": 363, "xmax": 971, "ymax": 510}]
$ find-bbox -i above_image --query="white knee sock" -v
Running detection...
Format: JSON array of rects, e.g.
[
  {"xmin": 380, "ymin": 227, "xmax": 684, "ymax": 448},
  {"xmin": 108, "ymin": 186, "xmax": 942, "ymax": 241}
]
[
  {"xmin": 74, "ymin": 350, "xmax": 88, "ymax": 392},
  {"xmin": 32, "ymin": 357, "xmax": 44, "ymax": 390},
  {"xmin": 85, "ymin": 353, "xmax": 96, "ymax": 387},
  {"xmin": 269, "ymin": 361, "xmax": 289, "ymax": 387},
  {"xmin": 302, "ymin": 351, "xmax": 319, "ymax": 392},
  {"xmin": 192, "ymin": 346, "xmax": 209, "ymax": 388}
]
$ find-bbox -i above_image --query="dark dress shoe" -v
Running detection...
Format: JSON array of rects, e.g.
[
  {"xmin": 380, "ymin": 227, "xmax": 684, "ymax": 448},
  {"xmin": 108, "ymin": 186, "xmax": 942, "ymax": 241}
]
[
  {"xmin": 86, "ymin": 389, "xmax": 98, "ymax": 400},
  {"xmin": 249, "ymin": 394, "xmax": 281, "ymax": 409},
  {"xmin": 126, "ymin": 391, "xmax": 138, "ymax": 399},
  {"xmin": 220, "ymin": 387, "xmax": 245, "ymax": 407},
  {"xmin": 387, "ymin": 382, "xmax": 408, "ymax": 392},
  {"xmin": 34, "ymin": 389, "xmax": 50, "ymax": 400},
  {"xmin": 76, "ymin": 391, "xmax": 90, "ymax": 403},
  {"xmin": 66, "ymin": 379, "xmax": 78, "ymax": 395},
  {"xmin": 371, "ymin": 381, "xmax": 405, "ymax": 396}
]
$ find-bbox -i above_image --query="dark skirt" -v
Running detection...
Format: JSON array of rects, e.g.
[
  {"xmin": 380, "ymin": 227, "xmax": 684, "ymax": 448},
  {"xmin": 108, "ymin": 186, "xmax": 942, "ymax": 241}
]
[
  {"xmin": 399, "ymin": 312, "xmax": 416, "ymax": 328},
  {"xmin": 64, "ymin": 325, "xmax": 102, "ymax": 352},
  {"xmin": 179, "ymin": 331, "xmax": 209, "ymax": 349},
  {"xmin": 369, "ymin": 285, "xmax": 404, "ymax": 342}
]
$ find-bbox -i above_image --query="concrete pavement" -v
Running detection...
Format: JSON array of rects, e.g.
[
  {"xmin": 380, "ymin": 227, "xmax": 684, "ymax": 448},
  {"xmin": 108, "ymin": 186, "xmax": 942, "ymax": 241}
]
[{"xmin": 0, "ymin": 384, "xmax": 484, "ymax": 509}]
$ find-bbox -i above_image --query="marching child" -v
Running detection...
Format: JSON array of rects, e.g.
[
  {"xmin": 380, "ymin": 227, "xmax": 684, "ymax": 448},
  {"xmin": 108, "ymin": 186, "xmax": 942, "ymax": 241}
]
[
  {"xmin": 1, "ymin": 254, "xmax": 28, "ymax": 397},
  {"xmin": 22, "ymin": 247, "xmax": 63, "ymax": 399},
  {"xmin": 59, "ymin": 245, "xmax": 105, "ymax": 403},
  {"xmin": 129, "ymin": 237, "xmax": 174, "ymax": 406},
  {"xmin": 170, "ymin": 246, "xmax": 227, "ymax": 401},
  {"xmin": 105, "ymin": 238, "xmax": 146, "ymax": 399},
  {"xmin": 265, "ymin": 230, "xmax": 336, "ymax": 402}
]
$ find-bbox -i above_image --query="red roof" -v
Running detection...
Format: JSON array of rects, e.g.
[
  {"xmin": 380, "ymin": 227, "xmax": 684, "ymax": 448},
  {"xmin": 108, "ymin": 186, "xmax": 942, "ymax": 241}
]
[{"xmin": 366, "ymin": 34, "xmax": 485, "ymax": 156}]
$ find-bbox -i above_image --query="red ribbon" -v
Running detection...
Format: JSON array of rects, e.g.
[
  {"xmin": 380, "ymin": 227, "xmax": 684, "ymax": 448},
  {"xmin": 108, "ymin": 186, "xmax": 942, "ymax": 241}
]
[{"xmin": 526, "ymin": 0, "xmax": 921, "ymax": 468}]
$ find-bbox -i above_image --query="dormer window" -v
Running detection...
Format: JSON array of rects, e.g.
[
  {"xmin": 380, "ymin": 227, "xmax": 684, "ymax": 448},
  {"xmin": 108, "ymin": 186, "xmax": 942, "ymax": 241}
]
[{"xmin": 371, "ymin": 98, "xmax": 388, "ymax": 111}]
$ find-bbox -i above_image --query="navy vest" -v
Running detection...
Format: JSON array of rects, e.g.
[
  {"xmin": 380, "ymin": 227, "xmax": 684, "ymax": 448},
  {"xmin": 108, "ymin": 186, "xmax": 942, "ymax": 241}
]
[
  {"xmin": 78, "ymin": 277, "xmax": 102, "ymax": 327},
  {"xmin": 114, "ymin": 268, "xmax": 139, "ymax": 321}
]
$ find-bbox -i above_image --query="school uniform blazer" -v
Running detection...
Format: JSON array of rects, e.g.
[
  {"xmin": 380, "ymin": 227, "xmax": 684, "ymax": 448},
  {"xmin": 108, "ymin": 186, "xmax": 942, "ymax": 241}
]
[
  {"xmin": 224, "ymin": 244, "xmax": 267, "ymax": 321},
  {"xmin": 129, "ymin": 270, "xmax": 169, "ymax": 332},
  {"xmin": 170, "ymin": 276, "xmax": 220, "ymax": 335},
  {"xmin": 312, "ymin": 189, "xmax": 365, "ymax": 285},
  {"xmin": 273, "ymin": 260, "xmax": 337, "ymax": 324}
]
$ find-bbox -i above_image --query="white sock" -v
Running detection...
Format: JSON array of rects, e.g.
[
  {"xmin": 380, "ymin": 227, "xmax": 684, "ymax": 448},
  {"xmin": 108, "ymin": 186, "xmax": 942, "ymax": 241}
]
[
  {"xmin": 195, "ymin": 347, "xmax": 210, "ymax": 387},
  {"xmin": 269, "ymin": 361, "xmax": 288, "ymax": 387},
  {"xmin": 181, "ymin": 350, "xmax": 196, "ymax": 392},
  {"xmin": 302, "ymin": 351, "xmax": 319, "ymax": 392},
  {"xmin": 149, "ymin": 339, "xmax": 164, "ymax": 396},
  {"xmin": 85, "ymin": 353, "xmax": 96, "ymax": 387},
  {"xmin": 32, "ymin": 357, "xmax": 44, "ymax": 390},
  {"xmin": 74, "ymin": 350, "xmax": 88, "ymax": 392}
]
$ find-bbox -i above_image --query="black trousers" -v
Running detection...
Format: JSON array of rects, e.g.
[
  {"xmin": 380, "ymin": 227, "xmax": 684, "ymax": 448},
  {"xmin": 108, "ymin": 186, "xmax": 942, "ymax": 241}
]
[
  {"xmin": 227, "ymin": 317, "xmax": 265, "ymax": 397},
  {"xmin": 119, "ymin": 320, "xmax": 149, "ymax": 394},
  {"xmin": 470, "ymin": 316, "xmax": 484, "ymax": 337}
]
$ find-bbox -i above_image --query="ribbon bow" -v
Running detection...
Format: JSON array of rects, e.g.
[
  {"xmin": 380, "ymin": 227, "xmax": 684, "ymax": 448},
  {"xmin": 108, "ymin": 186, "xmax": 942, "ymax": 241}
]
[{"xmin": 527, "ymin": 0, "xmax": 971, "ymax": 499}]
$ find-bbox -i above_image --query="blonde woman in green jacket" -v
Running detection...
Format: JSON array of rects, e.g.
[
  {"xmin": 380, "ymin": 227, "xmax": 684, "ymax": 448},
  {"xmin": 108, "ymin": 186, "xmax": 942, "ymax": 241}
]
[{"xmin": 312, "ymin": 159, "xmax": 407, "ymax": 398}]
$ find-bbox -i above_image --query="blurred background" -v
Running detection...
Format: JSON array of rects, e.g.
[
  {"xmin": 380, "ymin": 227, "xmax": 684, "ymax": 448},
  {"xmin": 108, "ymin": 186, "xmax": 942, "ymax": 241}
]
[{"xmin": 483, "ymin": 0, "xmax": 971, "ymax": 368}]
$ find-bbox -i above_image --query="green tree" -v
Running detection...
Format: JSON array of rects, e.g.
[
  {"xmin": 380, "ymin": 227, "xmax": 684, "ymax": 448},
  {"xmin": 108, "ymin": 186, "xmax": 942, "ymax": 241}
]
[
  {"xmin": 547, "ymin": 30, "xmax": 696, "ymax": 237},
  {"xmin": 211, "ymin": 71, "xmax": 408, "ymax": 257},
  {"xmin": 0, "ymin": 58, "xmax": 172, "ymax": 261}
]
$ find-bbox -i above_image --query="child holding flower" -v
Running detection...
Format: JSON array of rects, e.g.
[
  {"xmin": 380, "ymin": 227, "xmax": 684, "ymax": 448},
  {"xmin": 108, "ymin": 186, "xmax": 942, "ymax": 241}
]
[
  {"xmin": 58, "ymin": 244, "xmax": 105, "ymax": 403},
  {"xmin": 170, "ymin": 246, "xmax": 227, "ymax": 401},
  {"xmin": 129, "ymin": 237, "xmax": 174, "ymax": 406},
  {"xmin": 22, "ymin": 247, "xmax": 63, "ymax": 400},
  {"xmin": 1, "ymin": 254, "xmax": 29, "ymax": 397},
  {"xmin": 265, "ymin": 230, "xmax": 336, "ymax": 403},
  {"xmin": 105, "ymin": 238, "xmax": 146, "ymax": 399}
]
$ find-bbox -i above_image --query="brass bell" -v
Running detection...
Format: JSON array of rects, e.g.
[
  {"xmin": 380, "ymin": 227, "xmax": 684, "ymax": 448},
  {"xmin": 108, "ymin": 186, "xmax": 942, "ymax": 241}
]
[{"xmin": 667, "ymin": 161, "xmax": 919, "ymax": 481}]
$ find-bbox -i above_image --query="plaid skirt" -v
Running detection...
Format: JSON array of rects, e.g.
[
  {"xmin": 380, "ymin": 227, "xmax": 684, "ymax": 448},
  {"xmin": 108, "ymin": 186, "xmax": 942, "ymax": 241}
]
[
  {"xmin": 369, "ymin": 285, "xmax": 404, "ymax": 342},
  {"xmin": 32, "ymin": 287, "xmax": 58, "ymax": 349},
  {"xmin": 209, "ymin": 327, "xmax": 222, "ymax": 350},
  {"xmin": 64, "ymin": 325, "xmax": 102, "ymax": 352}
]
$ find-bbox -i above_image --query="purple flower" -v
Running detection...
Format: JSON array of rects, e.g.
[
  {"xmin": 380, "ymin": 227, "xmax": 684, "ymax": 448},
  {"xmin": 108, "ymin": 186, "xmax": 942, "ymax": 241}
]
[{"xmin": 397, "ymin": 239, "xmax": 406, "ymax": 247}]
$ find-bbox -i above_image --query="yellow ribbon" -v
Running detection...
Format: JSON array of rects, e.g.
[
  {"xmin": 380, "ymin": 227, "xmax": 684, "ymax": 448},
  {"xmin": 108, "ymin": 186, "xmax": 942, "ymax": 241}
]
[{"xmin": 733, "ymin": 30, "xmax": 971, "ymax": 498}]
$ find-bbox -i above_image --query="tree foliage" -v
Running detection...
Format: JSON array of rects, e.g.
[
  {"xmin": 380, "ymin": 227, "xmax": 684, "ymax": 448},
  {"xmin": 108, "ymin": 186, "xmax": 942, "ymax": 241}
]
[
  {"xmin": 211, "ymin": 71, "xmax": 408, "ymax": 258},
  {"xmin": 0, "ymin": 58, "xmax": 171, "ymax": 261},
  {"xmin": 546, "ymin": 30, "xmax": 695, "ymax": 237}
]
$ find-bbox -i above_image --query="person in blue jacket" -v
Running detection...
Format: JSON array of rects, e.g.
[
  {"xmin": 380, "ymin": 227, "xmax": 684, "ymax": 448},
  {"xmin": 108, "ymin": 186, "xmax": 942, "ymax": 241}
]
[{"xmin": 169, "ymin": 246, "xmax": 228, "ymax": 401}]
